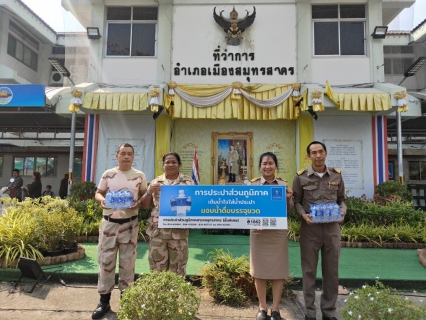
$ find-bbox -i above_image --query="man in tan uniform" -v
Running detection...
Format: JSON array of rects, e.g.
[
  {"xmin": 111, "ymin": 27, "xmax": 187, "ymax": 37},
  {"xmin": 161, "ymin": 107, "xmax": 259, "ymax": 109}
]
[
  {"xmin": 92, "ymin": 143, "xmax": 147, "ymax": 319},
  {"xmin": 292, "ymin": 141, "xmax": 346, "ymax": 320}
]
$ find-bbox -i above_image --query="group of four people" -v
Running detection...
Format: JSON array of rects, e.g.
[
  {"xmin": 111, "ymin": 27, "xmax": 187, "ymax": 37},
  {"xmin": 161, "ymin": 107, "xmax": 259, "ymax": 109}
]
[{"xmin": 92, "ymin": 141, "xmax": 346, "ymax": 320}]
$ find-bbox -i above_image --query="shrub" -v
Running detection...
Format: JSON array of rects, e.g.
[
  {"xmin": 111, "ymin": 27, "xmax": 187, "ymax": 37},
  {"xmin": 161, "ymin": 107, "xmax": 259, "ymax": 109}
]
[
  {"xmin": 0, "ymin": 205, "xmax": 43, "ymax": 268},
  {"xmin": 374, "ymin": 181, "xmax": 413, "ymax": 203},
  {"xmin": 118, "ymin": 270, "xmax": 200, "ymax": 320},
  {"xmin": 201, "ymin": 249, "xmax": 254, "ymax": 306},
  {"xmin": 345, "ymin": 197, "xmax": 425, "ymax": 227},
  {"xmin": 342, "ymin": 281, "xmax": 426, "ymax": 320},
  {"xmin": 31, "ymin": 197, "xmax": 83, "ymax": 251},
  {"xmin": 69, "ymin": 181, "xmax": 97, "ymax": 202}
]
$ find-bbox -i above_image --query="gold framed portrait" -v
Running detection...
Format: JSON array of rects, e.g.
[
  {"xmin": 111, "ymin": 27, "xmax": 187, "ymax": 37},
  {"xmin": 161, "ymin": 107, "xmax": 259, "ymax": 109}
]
[{"xmin": 211, "ymin": 132, "xmax": 253, "ymax": 185}]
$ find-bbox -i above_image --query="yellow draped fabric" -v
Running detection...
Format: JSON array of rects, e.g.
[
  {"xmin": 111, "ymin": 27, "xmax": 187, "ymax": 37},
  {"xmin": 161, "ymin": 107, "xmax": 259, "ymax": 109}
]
[
  {"xmin": 325, "ymin": 81, "xmax": 391, "ymax": 112},
  {"xmin": 298, "ymin": 115, "xmax": 313, "ymax": 171},
  {"xmin": 82, "ymin": 92, "xmax": 149, "ymax": 111},
  {"xmin": 155, "ymin": 115, "xmax": 171, "ymax": 177},
  {"xmin": 164, "ymin": 84, "xmax": 299, "ymax": 120}
]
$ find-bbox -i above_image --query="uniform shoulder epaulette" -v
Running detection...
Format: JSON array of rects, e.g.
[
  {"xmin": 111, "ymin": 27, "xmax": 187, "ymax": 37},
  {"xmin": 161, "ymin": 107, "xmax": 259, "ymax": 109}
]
[
  {"xmin": 251, "ymin": 177, "xmax": 261, "ymax": 183},
  {"xmin": 276, "ymin": 177, "xmax": 287, "ymax": 182},
  {"xmin": 181, "ymin": 175, "xmax": 193, "ymax": 181},
  {"xmin": 297, "ymin": 169, "xmax": 306, "ymax": 176},
  {"xmin": 333, "ymin": 168, "xmax": 341, "ymax": 174}
]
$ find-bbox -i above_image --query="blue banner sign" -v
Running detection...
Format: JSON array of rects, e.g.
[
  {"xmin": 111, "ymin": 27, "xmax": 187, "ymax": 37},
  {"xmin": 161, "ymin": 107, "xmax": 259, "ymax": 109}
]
[
  {"xmin": 159, "ymin": 185, "xmax": 287, "ymax": 229},
  {"xmin": 0, "ymin": 84, "xmax": 45, "ymax": 107}
]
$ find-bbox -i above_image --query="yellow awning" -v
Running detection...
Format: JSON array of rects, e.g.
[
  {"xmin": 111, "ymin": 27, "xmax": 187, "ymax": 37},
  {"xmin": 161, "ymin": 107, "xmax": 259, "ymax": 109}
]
[
  {"xmin": 83, "ymin": 92, "xmax": 149, "ymax": 111},
  {"xmin": 325, "ymin": 81, "xmax": 391, "ymax": 112}
]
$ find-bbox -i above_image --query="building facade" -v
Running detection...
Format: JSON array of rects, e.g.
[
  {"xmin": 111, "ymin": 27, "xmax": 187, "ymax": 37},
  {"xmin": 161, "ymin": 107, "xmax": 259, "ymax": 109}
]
[{"xmin": 57, "ymin": 0, "xmax": 423, "ymax": 198}]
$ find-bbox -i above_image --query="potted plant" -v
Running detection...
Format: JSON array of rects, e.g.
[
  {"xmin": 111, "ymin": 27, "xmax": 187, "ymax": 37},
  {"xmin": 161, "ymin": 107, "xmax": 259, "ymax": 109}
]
[{"xmin": 0, "ymin": 203, "xmax": 43, "ymax": 268}]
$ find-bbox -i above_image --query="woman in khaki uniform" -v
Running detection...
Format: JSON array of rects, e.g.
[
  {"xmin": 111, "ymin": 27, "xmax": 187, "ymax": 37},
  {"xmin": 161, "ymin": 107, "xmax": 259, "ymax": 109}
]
[
  {"xmin": 250, "ymin": 152, "xmax": 294, "ymax": 320},
  {"xmin": 141, "ymin": 152, "xmax": 194, "ymax": 276}
]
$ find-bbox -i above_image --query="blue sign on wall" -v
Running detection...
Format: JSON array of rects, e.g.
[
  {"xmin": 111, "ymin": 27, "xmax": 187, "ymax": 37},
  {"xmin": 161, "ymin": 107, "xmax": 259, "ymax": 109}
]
[
  {"xmin": 0, "ymin": 84, "xmax": 45, "ymax": 107},
  {"xmin": 159, "ymin": 185, "xmax": 288, "ymax": 229}
]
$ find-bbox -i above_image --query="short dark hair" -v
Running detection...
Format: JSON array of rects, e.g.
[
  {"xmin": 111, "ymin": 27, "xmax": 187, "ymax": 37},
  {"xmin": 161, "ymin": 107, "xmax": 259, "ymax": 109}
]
[
  {"xmin": 163, "ymin": 152, "xmax": 182, "ymax": 165},
  {"xmin": 116, "ymin": 143, "xmax": 134, "ymax": 154},
  {"xmin": 12, "ymin": 169, "xmax": 19, "ymax": 174},
  {"xmin": 258, "ymin": 152, "xmax": 279, "ymax": 172},
  {"xmin": 307, "ymin": 141, "xmax": 327, "ymax": 154},
  {"xmin": 46, "ymin": 185, "xmax": 52, "ymax": 189}
]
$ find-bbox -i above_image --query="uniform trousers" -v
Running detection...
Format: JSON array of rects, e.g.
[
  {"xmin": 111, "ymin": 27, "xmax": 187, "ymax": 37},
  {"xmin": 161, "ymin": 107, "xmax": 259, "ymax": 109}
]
[
  {"xmin": 97, "ymin": 218, "xmax": 139, "ymax": 295},
  {"xmin": 299, "ymin": 220, "xmax": 341, "ymax": 318},
  {"xmin": 149, "ymin": 237, "xmax": 188, "ymax": 276}
]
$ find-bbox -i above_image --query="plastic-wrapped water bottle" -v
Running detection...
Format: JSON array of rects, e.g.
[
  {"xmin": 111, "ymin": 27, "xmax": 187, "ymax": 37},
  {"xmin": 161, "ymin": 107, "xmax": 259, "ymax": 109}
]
[
  {"xmin": 117, "ymin": 190, "xmax": 126, "ymax": 209},
  {"xmin": 331, "ymin": 203, "xmax": 341, "ymax": 222},
  {"xmin": 323, "ymin": 204, "xmax": 331, "ymax": 222},
  {"xmin": 125, "ymin": 190, "xmax": 133, "ymax": 208},
  {"xmin": 112, "ymin": 191, "xmax": 119, "ymax": 209},
  {"xmin": 310, "ymin": 204, "xmax": 318, "ymax": 223},
  {"xmin": 105, "ymin": 190, "xmax": 113, "ymax": 208},
  {"xmin": 318, "ymin": 204, "xmax": 325, "ymax": 223}
]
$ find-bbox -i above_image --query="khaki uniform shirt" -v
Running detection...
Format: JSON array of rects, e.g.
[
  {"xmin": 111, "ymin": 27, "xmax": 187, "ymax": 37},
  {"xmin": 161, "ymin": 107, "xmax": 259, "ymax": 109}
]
[
  {"xmin": 251, "ymin": 176, "xmax": 294, "ymax": 212},
  {"xmin": 292, "ymin": 165, "xmax": 346, "ymax": 216},
  {"xmin": 146, "ymin": 173, "xmax": 194, "ymax": 240}
]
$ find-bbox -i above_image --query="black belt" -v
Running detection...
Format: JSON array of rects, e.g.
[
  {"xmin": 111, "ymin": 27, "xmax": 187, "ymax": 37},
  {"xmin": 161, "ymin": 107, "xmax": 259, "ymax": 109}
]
[{"xmin": 103, "ymin": 215, "xmax": 137, "ymax": 224}]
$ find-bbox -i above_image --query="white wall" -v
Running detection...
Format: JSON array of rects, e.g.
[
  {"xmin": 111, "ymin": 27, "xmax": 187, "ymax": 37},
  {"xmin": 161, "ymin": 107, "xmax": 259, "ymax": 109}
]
[
  {"xmin": 95, "ymin": 113, "xmax": 156, "ymax": 184},
  {"xmin": 314, "ymin": 115, "xmax": 375, "ymax": 198},
  {"xmin": 311, "ymin": 57, "xmax": 371, "ymax": 85},
  {"xmin": 102, "ymin": 59, "xmax": 159, "ymax": 85},
  {"xmin": 172, "ymin": 3, "xmax": 297, "ymax": 84}
]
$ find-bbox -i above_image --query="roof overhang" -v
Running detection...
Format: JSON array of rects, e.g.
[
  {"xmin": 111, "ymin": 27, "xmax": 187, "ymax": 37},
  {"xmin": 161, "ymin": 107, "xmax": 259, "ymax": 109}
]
[
  {"xmin": 299, "ymin": 82, "xmax": 421, "ymax": 117},
  {"xmin": 0, "ymin": 0, "xmax": 57, "ymax": 44},
  {"xmin": 55, "ymin": 82, "xmax": 165, "ymax": 116},
  {"xmin": 382, "ymin": 0, "xmax": 416, "ymax": 26}
]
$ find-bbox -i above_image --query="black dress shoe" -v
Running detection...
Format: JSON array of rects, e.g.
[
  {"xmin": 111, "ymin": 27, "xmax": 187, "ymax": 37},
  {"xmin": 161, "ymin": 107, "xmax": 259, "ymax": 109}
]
[
  {"xmin": 322, "ymin": 317, "xmax": 337, "ymax": 320},
  {"xmin": 271, "ymin": 310, "xmax": 283, "ymax": 320},
  {"xmin": 256, "ymin": 309, "xmax": 268, "ymax": 320},
  {"xmin": 305, "ymin": 316, "xmax": 317, "ymax": 320},
  {"xmin": 92, "ymin": 302, "xmax": 111, "ymax": 319}
]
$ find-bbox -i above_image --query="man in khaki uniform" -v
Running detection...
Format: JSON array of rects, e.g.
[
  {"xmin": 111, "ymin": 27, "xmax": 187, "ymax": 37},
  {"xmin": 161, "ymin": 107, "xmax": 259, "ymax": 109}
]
[
  {"xmin": 292, "ymin": 141, "xmax": 346, "ymax": 320},
  {"xmin": 91, "ymin": 143, "xmax": 147, "ymax": 319}
]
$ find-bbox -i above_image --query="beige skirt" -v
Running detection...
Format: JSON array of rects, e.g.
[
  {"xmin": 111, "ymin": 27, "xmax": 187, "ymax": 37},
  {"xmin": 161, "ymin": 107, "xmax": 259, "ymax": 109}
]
[{"xmin": 250, "ymin": 229, "xmax": 289, "ymax": 279}]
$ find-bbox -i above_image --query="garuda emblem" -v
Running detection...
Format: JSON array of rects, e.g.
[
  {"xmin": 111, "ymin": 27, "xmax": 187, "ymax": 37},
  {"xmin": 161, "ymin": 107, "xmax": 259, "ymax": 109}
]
[{"xmin": 213, "ymin": 6, "xmax": 256, "ymax": 46}]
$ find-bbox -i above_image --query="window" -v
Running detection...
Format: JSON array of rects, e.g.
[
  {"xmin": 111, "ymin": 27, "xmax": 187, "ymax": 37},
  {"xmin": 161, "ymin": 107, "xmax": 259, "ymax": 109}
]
[
  {"xmin": 408, "ymin": 161, "xmax": 426, "ymax": 181},
  {"xmin": 383, "ymin": 46, "xmax": 414, "ymax": 75},
  {"xmin": 106, "ymin": 6, "xmax": 157, "ymax": 57},
  {"xmin": 13, "ymin": 156, "xmax": 57, "ymax": 177},
  {"xmin": 73, "ymin": 157, "xmax": 83, "ymax": 177},
  {"xmin": 9, "ymin": 20, "xmax": 39, "ymax": 50},
  {"xmin": 7, "ymin": 34, "xmax": 38, "ymax": 71},
  {"xmin": 312, "ymin": 4, "xmax": 366, "ymax": 56},
  {"xmin": 52, "ymin": 46, "xmax": 66, "ymax": 54}
]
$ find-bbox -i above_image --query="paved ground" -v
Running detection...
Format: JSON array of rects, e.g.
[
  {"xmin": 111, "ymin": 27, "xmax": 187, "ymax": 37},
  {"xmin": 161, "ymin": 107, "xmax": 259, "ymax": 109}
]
[{"xmin": 0, "ymin": 281, "xmax": 424, "ymax": 320}]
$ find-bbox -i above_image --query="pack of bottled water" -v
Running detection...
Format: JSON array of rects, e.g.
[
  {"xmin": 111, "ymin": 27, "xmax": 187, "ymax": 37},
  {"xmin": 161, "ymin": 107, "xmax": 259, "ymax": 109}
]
[
  {"xmin": 309, "ymin": 202, "xmax": 342, "ymax": 223},
  {"xmin": 105, "ymin": 189, "xmax": 134, "ymax": 209}
]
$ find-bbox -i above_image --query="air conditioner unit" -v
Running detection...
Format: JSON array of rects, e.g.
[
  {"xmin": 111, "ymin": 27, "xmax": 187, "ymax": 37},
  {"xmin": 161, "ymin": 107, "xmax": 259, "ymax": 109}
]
[{"xmin": 50, "ymin": 71, "xmax": 64, "ymax": 85}]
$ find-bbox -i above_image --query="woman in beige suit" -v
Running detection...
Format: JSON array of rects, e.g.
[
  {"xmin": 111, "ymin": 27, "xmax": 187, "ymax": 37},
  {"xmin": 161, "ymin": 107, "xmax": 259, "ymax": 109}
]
[{"xmin": 250, "ymin": 152, "xmax": 294, "ymax": 320}]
